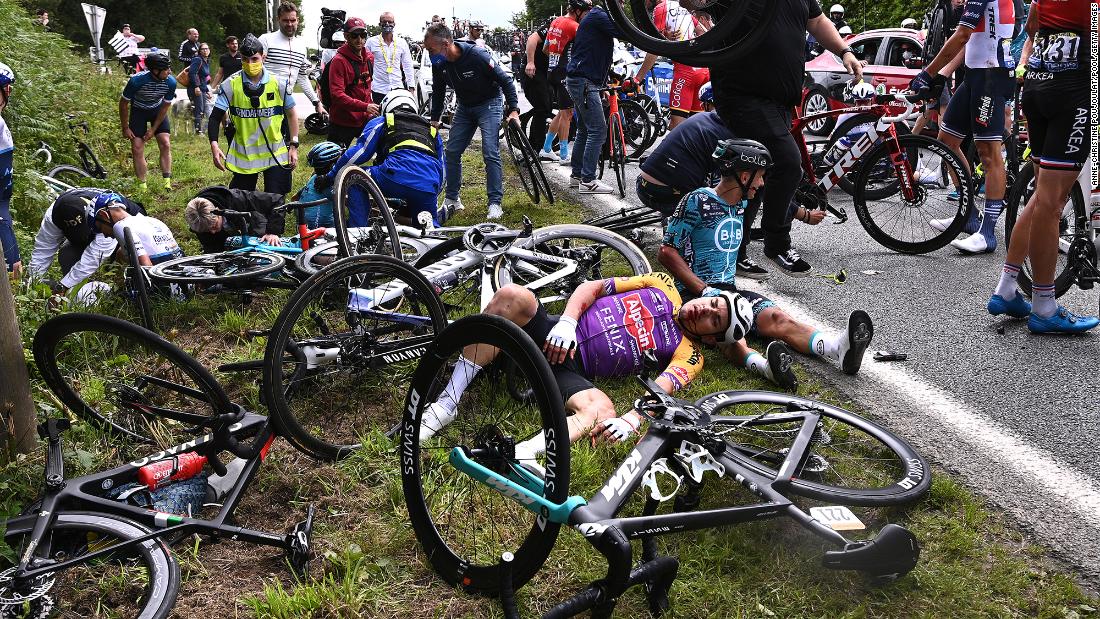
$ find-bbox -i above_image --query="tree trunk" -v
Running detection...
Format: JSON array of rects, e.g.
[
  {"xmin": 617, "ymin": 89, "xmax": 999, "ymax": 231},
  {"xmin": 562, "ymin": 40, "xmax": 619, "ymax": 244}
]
[{"xmin": 0, "ymin": 236, "xmax": 36, "ymax": 458}]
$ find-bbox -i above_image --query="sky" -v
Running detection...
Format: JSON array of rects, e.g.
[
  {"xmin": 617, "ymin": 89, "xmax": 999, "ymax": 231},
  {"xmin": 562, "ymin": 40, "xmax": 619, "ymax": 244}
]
[{"xmin": 296, "ymin": 0, "xmax": 544, "ymax": 47}]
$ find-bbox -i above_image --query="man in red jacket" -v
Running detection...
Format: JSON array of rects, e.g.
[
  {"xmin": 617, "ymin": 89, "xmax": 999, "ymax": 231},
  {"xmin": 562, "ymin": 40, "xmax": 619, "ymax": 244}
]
[{"xmin": 327, "ymin": 17, "xmax": 379, "ymax": 146}]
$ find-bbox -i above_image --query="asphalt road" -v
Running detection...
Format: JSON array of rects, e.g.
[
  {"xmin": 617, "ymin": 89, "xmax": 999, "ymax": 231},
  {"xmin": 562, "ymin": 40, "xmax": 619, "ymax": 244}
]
[{"xmin": 507, "ymin": 81, "xmax": 1100, "ymax": 589}]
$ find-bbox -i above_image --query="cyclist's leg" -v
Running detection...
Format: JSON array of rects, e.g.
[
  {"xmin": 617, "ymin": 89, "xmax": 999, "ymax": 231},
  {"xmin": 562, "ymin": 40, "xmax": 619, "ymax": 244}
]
[
  {"xmin": 154, "ymin": 119, "xmax": 171, "ymax": 187},
  {"xmin": 128, "ymin": 109, "xmax": 149, "ymax": 182},
  {"xmin": 444, "ymin": 103, "xmax": 477, "ymax": 201},
  {"xmin": 556, "ymin": 79, "xmax": 575, "ymax": 159},
  {"xmin": 956, "ymin": 70, "xmax": 1014, "ymax": 252},
  {"xmin": 1, "ymin": 208, "xmax": 22, "ymax": 277}
]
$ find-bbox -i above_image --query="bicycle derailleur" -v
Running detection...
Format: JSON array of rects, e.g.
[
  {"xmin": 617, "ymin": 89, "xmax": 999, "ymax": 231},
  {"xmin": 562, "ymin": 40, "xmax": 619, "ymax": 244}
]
[{"xmin": 283, "ymin": 504, "xmax": 316, "ymax": 577}]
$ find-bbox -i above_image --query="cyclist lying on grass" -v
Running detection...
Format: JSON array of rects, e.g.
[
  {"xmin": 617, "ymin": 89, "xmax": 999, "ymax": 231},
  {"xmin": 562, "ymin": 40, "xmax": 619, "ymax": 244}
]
[
  {"xmin": 183, "ymin": 186, "xmax": 286, "ymax": 253},
  {"xmin": 418, "ymin": 271, "xmax": 756, "ymax": 462},
  {"xmin": 658, "ymin": 138, "xmax": 875, "ymax": 389}
]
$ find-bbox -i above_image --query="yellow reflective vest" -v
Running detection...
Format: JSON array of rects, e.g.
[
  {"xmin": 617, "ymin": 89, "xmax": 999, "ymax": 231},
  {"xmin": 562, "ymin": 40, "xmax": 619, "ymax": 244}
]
[{"xmin": 225, "ymin": 72, "xmax": 289, "ymax": 174}]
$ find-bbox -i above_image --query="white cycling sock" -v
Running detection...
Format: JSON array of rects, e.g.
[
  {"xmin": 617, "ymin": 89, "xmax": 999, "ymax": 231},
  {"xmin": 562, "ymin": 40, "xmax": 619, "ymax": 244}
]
[
  {"xmin": 437, "ymin": 356, "xmax": 483, "ymax": 413},
  {"xmin": 994, "ymin": 262, "xmax": 1021, "ymax": 300},
  {"xmin": 809, "ymin": 331, "xmax": 842, "ymax": 364},
  {"xmin": 1033, "ymin": 283, "xmax": 1057, "ymax": 318},
  {"xmin": 743, "ymin": 351, "xmax": 774, "ymax": 381}
]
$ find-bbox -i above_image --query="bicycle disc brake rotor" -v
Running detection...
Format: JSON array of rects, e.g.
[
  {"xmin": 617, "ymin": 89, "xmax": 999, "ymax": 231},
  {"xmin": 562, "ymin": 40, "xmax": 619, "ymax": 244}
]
[
  {"xmin": 107, "ymin": 382, "xmax": 156, "ymax": 416},
  {"xmin": 462, "ymin": 223, "xmax": 512, "ymax": 258},
  {"xmin": 1069, "ymin": 237, "xmax": 1098, "ymax": 277},
  {"xmin": 0, "ymin": 566, "xmax": 56, "ymax": 610}
]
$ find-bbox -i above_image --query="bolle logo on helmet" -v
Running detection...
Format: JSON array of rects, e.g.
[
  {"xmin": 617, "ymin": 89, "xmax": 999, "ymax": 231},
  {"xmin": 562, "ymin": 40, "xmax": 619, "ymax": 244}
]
[
  {"xmin": 622, "ymin": 293, "xmax": 656, "ymax": 351},
  {"xmin": 739, "ymin": 152, "xmax": 766, "ymax": 167}
]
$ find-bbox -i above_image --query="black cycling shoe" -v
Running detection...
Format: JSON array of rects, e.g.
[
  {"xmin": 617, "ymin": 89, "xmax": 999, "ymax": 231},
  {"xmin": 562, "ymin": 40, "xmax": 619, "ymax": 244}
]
[
  {"xmin": 841, "ymin": 310, "xmax": 874, "ymax": 375},
  {"xmin": 766, "ymin": 341, "xmax": 798, "ymax": 392}
]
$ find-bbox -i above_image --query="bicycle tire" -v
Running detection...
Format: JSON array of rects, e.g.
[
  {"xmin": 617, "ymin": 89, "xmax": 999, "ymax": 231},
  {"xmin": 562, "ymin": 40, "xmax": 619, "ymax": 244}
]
[
  {"xmin": 123, "ymin": 227, "xmax": 155, "ymax": 333},
  {"xmin": 924, "ymin": 4, "xmax": 948, "ymax": 63},
  {"xmin": 332, "ymin": 165, "xmax": 403, "ymax": 260},
  {"xmin": 825, "ymin": 114, "xmax": 911, "ymax": 199},
  {"xmin": 78, "ymin": 144, "xmax": 108, "ymax": 179},
  {"xmin": 618, "ymin": 99, "xmax": 652, "ymax": 160},
  {"xmin": 32, "ymin": 313, "xmax": 232, "ymax": 447},
  {"xmin": 607, "ymin": 0, "xmax": 766, "ymax": 63},
  {"xmin": 853, "ymin": 134, "xmax": 973, "ymax": 254},
  {"xmin": 2, "ymin": 512, "xmax": 180, "ymax": 619},
  {"xmin": 696, "ymin": 390, "xmax": 931, "ymax": 506},
  {"xmin": 1003, "ymin": 162, "xmax": 1087, "ymax": 298},
  {"xmin": 147, "ymin": 251, "xmax": 285, "ymax": 284},
  {"xmin": 526, "ymin": 132, "xmax": 556, "ymax": 205},
  {"xmin": 262, "ymin": 254, "xmax": 447, "ymax": 461},
  {"xmin": 291, "ymin": 241, "xmax": 340, "ymax": 277},
  {"xmin": 46, "ymin": 164, "xmax": 93, "ymax": 188},
  {"xmin": 609, "ymin": 113, "xmax": 627, "ymax": 197},
  {"xmin": 503, "ymin": 120, "xmax": 540, "ymax": 204},
  {"xmin": 491, "ymin": 224, "xmax": 652, "ymax": 312},
  {"xmin": 401, "ymin": 315, "xmax": 569, "ymax": 594}
]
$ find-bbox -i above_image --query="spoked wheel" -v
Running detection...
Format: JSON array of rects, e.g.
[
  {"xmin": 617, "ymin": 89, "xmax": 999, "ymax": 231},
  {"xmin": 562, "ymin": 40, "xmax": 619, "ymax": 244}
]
[
  {"xmin": 148, "ymin": 251, "xmax": 285, "ymax": 284},
  {"xmin": 853, "ymin": 134, "xmax": 974, "ymax": 254},
  {"xmin": 608, "ymin": 113, "xmax": 628, "ymax": 197},
  {"xmin": 45, "ymin": 165, "xmax": 94, "ymax": 190},
  {"xmin": 825, "ymin": 115, "xmax": 912, "ymax": 198},
  {"xmin": 122, "ymin": 228, "xmax": 154, "ymax": 332},
  {"xmin": 1003, "ymin": 162, "xmax": 1089, "ymax": 297},
  {"xmin": 697, "ymin": 390, "xmax": 931, "ymax": 506},
  {"xmin": 332, "ymin": 165, "xmax": 402, "ymax": 260},
  {"xmin": 401, "ymin": 315, "xmax": 570, "ymax": 594},
  {"xmin": 491, "ymin": 224, "xmax": 652, "ymax": 314},
  {"xmin": 31, "ymin": 313, "xmax": 232, "ymax": 451},
  {"xmin": 618, "ymin": 99, "xmax": 652, "ymax": 160},
  {"xmin": 263, "ymin": 255, "xmax": 448, "ymax": 461},
  {"xmin": 1, "ymin": 512, "xmax": 180, "ymax": 619},
  {"xmin": 503, "ymin": 119, "xmax": 541, "ymax": 204}
]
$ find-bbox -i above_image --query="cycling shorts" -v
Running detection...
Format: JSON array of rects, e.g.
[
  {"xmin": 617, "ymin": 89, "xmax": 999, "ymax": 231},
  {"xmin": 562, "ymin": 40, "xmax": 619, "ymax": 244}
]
[
  {"xmin": 1020, "ymin": 85, "xmax": 1091, "ymax": 171},
  {"xmin": 941, "ymin": 68, "xmax": 1014, "ymax": 141},
  {"xmin": 521, "ymin": 302, "xmax": 595, "ymax": 403},
  {"xmin": 668, "ymin": 64, "xmax": 710, "ymax": 117},
  {"xmin": 128, "ymin": 106, "xmax": 170, "ymax": 136},
  {"xmin": 553, "ymin": 75, "xmax": 575, "ymax": 110},
  {"xmin": 0, "ymin": 215, "xmax": 19, "ymax": 271}
]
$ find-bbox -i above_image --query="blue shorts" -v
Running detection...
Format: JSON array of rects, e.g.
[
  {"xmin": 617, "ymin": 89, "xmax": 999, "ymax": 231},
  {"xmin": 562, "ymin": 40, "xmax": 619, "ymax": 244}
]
[
  {"xmin": 128, "ymin": 106, "xmax": 170, "ymax": 136},
  {"xmin": 941, "ymin": 68, "xmax": 1014, "ymax": 142},
  {"xmin": 0, "ymin": 214, "xmax": 19, "ymax": 271}
]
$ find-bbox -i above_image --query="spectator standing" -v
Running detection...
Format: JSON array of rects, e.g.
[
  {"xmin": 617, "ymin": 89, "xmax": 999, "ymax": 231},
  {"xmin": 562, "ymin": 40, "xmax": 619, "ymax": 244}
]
[
  {"xmin": 0, "ymin": 62, "xmax": 19, "ymax": 278},
  {"xmin": 188, "ymin": 43, "xmax": 212, "ymax": 135},
  {"xmin": 118, "ymin": 24, "xmax": 145, "ymax": 73},
  {"xmin": 564, "ymin": 2, "xmax": 620, "ymax": 194},
  {"xmin": 510, "ymin": 33, "xmax": 524, "ymax": 78},
  {"xmin": 521, "ymin": 20, "xmax": 553, "ymax": 153},
  {"xmin": 178, "ymin": 28, "xmax": 200, "ymax": 67},
  {"xmin": 326, "ymin": 17, "xmax": 378, "ymax": 146},
  {"xmin": 207, "ymin": 34, "xmax": 298, "ymax": 195},
  {"xmin": 210, "ymin": 36, "xmax": 242, "ymax": 91},
  {"xmin": 424, "ymin": 23, "xmax": 519, "ymax": 220},
  {"xmin": 260, "ymin": 2, "xmax": 326, "ymax": 119},
  {"xmin": 366, "ymin": 12, "xmax": 415, "ymax": 104},
  {"xmin": 708, "ymin": 0, "xmax": 859, "ymax": 276},
  {"xmin": 119, "ymin": 52, "xmax": 175, "ymax": 190},
  {"xmin": 466, "ymin": 21, "xmax": 487, "ymax": 48}
]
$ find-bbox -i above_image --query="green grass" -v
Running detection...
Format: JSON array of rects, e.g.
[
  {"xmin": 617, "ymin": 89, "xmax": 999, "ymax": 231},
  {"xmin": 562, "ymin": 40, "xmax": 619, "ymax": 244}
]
[{"xmin": 2, "ymin": 52, "xmax": 1099, "ymax": 616}]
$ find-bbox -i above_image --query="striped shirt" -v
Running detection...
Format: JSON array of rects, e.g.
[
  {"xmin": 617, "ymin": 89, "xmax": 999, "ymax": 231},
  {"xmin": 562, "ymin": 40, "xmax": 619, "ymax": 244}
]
[
  {"xmin": 259, "ymin": 30, "xmax": 319, "ymax": 105},
  {"xmin": 122, "ymin": 71, "xmax": 177, "ymax": 111}
]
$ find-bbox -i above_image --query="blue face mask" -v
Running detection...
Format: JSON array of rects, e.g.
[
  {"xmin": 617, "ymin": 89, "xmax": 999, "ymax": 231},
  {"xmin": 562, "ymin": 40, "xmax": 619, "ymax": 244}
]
[
  {"xmin": 381, "ymin": 25, "xmax": 395, "ymax": 34},
  {"xmin": 429, "ymin": 53, "xmax": 446, "ymax": 65}
]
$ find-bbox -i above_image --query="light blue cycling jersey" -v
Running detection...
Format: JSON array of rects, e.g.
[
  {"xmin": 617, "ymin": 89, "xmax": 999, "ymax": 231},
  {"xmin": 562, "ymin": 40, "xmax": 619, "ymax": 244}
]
[{"xmin": 662, "ymin": 187, "xmax": 746, "ymax": 296}]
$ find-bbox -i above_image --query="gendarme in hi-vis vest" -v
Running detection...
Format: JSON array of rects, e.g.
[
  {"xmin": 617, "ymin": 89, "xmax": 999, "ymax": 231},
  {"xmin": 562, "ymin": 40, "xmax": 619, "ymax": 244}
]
[{"xmin": 225, "ymin": 72, "xmax": 289, "ymax": 174}]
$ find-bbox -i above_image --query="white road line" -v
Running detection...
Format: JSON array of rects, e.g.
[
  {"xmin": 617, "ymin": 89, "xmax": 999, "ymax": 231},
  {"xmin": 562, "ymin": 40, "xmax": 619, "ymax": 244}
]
[{"xmin": 545, "ymin": 161, "xmax": 1100, "ymax": 529}]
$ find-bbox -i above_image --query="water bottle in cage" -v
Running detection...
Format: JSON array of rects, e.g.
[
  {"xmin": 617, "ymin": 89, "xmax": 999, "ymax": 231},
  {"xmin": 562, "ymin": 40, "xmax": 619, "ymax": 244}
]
[{"xmin": 137, "ymin": 452, "xmax": 207, "ymax": 489}]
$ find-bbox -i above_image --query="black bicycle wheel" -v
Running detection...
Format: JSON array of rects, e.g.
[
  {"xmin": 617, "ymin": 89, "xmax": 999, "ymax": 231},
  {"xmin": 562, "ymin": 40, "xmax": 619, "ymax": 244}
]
[
  {"xmin": 122, "ymin": 228, "xmax": 155, "ymax": 333},
  {"xmin": 618, "ymin": 99, "xmax": 652, "ymax": 160},
  {"xmin": 503, "ymin": 120, "xmax": 540, "ymax": 204},
  {"xmin": 697, "ymin": 391, "xmax": 931, "ymax": 506},
  {"xmin": 1003, "ymin": 162, "xmax": 1087, "ymax": 298},
  {"xmin": 924, "ymin": 4, "xmax": 948, "ymax": 63},
  {"xmin": 147, "ymin": 251, "xmax": 285, "ymax": 284},
  {"xmin": 46, "ymin": 164, "xmax": 93, "ymax": 189},
  {"xmin": 262, "ymin": 255, "xmax": 447, "ymax": 461},
  {"xmin": 609, "ymin": 114, "xmax": 627, "ymax": 197},
  {"xmin": 853, "ymin": 134, "xmax": 974, "ymax": 254},
  {"xmin": 32, "ymin": 313, "xmax": 232, "ymax": 450},
  {"xmin": 491, "ymin": 224, "xmax": 652, "ymax": 314},
  {"xmin": 824, "ymin": 115, "xmax": 912, "ymax": 198},
  {"xmin": 291, "ymin": 241, "xmax": 340, "ymax": 277},
  {"xmin": 401, "ymin": 315, "xmax": 569, "ymax": 594},
  {"xmin": 1, "ymin": 512, "xmax": 179, "ymax": 619},
  {"xmin": 332, "ymin": 165, "xmax": 402, "ymax": 260}
]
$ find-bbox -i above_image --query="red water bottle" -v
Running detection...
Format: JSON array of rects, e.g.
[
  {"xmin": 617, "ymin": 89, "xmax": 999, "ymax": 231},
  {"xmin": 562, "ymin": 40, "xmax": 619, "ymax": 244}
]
[{"xmin": 137, "ymin": 452, "xmax": 207, "ymax": 489}]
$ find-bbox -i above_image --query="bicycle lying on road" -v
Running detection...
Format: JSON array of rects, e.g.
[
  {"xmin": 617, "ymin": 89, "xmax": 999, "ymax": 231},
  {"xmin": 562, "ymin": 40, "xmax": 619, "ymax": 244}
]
[
  {"xmin": 1, "ymin": 314, "xmax": 316, "ymax": 618},
  {"xmin": 400, "ymin": 315, "xmax": 931, "ymax": 618}
]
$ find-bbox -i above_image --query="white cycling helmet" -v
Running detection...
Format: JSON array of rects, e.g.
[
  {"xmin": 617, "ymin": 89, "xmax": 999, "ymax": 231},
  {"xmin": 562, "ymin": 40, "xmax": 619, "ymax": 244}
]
[
  {"xmin": 901, "ymin": 18, "xmax": 917, "ymax": 28},
  {"xmin": 380, "ymin": 89, "xmax": 417, "ymax": 115},
  {"xmin": 0, "ymin": 62, "xmax": 14, "ymax": 88},
  {"xmin": 838, "ymin": 25, "xmax": 852, "ymax": 36},
  {"xmin": 830, "ymin": 4, "xmax": 844, "ymax": 15},
  {"xmin": 718, "ymin": 291, "xmax": 754, "ymax": 343},
  {"xmin": 850, "ymin": 81, "xmax": 876, "ymax": 101}
]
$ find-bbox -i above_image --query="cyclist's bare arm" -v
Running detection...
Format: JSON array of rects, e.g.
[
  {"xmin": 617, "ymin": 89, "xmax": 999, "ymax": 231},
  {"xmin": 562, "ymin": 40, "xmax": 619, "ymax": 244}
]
[{"xmin": 924, "ymin": 24, "xmax": 975, "ymax": 76}]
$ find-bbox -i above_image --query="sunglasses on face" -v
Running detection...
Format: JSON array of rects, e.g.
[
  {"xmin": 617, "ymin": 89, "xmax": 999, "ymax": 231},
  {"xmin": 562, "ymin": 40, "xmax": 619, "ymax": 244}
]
[{"xmin": 347, "ymin": 32, "xmax": 367, "ymax": 39}]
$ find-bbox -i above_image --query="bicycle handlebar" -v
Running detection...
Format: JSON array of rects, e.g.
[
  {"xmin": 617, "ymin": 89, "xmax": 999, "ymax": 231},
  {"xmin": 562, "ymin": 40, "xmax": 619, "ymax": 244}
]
[{"xmin": 211, "ymin": 208, "xmax": 253, "ymax": 222}]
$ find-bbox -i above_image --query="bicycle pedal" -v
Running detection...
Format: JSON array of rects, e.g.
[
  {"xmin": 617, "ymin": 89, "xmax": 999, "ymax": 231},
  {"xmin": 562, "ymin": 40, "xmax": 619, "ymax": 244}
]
[{"xmin": 284, "ymin": 504, "xmax": 316, "ymax": 576}]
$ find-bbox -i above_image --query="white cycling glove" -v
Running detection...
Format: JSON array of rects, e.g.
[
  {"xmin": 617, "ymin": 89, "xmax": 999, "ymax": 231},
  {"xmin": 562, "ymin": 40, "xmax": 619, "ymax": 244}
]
[
  {"xmin": 545, "ymin": 315, "xmax": 578, "ymax": 352},
  {"xmin": 600, "ymin": 415, "xmax": 641, "ymax": 443}
]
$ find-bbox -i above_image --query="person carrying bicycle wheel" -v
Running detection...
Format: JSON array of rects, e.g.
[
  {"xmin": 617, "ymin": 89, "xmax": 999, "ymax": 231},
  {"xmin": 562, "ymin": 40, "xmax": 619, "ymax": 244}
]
[
  {"xmin": 658, "ymin": 138, "xmax": 875, "ymax": 389},
  {"xmin": 418, "ymin": 272, "xmax": 767, "ymax": 459},
  {"xmin": 630, "ymin": 0, "xmax": 710, "ymax": 131}
]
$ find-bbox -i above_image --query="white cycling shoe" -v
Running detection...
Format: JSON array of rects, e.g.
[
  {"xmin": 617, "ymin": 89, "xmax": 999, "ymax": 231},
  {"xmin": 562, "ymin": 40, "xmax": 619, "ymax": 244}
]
[
  {"xmin": 951, "ymin": 232, "xmax": 996, "ymax": 254},
  {"xmin": 419, "ymin": 402, "xmax": 457, "ymax": 441}
]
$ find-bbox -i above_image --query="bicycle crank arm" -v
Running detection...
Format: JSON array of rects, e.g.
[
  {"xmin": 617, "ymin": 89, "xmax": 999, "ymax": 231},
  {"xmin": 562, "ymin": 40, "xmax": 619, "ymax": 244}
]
[
  {"xmin": 448, "ymin": 447, "xmax": 586, "ymax": 524},
  {"xmin": 826, "ymin": 203, "xmax": 848, "ymax": 223}
]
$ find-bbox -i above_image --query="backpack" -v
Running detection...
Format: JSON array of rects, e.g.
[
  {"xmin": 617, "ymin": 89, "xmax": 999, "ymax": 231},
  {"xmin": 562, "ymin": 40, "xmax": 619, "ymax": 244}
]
[{"xmin": 318, "ymin": 53, "xmax": 373, "ymax": 109}]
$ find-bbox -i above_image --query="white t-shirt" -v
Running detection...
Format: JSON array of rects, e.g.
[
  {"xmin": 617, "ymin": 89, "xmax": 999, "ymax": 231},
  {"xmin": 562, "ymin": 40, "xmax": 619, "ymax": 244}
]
[
  {"xmin": 113, "ymin": 214, "xmax": 182, "ymax": 264},
  {"xmin": 259, "ymin": 30, "xmax": 320, "ymax": 105},
  {"xmin": 120, "ymin": 33, "xmax": 143, "ymax": 58},
  {"xmin": 366, "ymin": 35, "xmax": 414, "ymax": 94}
]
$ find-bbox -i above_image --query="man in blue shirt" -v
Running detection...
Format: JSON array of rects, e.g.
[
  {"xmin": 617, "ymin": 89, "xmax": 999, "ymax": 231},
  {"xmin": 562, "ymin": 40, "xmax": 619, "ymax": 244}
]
[
  {"xmin": 0, "ymin": 61, "xmax": 18, "ymax": 278},
  {"xmin": 423, "ymin": 23, "xmax": 519, "ymax": 220},
  {"xmin": 565, "ymin": 2, "xmax": 619, "ymax": 194},
  {"xmin": 119, "ymin": 52, "xmax": 175, "ymax": 191}
]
